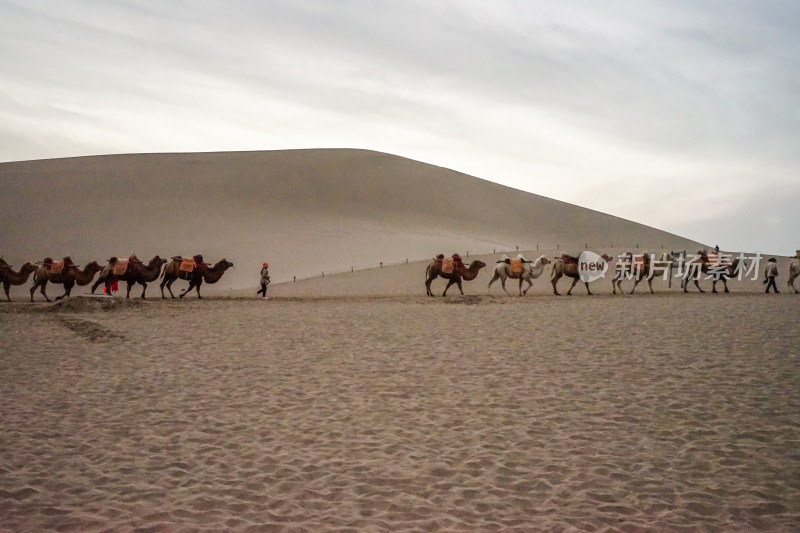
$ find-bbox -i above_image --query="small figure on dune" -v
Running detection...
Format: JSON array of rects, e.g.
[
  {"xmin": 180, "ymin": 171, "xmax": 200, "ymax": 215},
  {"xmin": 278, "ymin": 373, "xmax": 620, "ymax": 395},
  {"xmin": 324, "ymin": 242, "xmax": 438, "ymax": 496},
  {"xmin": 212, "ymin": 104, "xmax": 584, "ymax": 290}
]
[
  {"xmin": 764, "ymin": 257, "xmax": 779, "ymax": 293},
  {"xmin": 256, "ymin": 262, "xmax": 270, "ymax": 299},
  {"xmin": 425, "ymin": 253, "xmax": 486, "ymax": 297}
]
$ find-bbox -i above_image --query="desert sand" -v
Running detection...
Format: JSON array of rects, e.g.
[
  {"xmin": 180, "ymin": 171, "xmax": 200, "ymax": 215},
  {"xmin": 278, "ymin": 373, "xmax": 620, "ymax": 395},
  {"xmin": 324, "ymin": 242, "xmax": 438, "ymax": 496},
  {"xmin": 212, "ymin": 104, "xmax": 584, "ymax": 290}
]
[
  {"xmin": 1, "ymin": 150, "xmax": 798, "ymax": 531},
  {"xmin": 1, "ymin": 278, "xmax": 799, "ymax": 532}
]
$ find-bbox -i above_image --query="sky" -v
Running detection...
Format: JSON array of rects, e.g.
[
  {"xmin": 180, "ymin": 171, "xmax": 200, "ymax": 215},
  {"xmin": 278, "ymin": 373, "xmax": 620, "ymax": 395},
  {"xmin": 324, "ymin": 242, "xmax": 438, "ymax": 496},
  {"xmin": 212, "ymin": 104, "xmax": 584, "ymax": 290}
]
[{"xmin": 1, "ymin": 0, "xmax": 798, "ymax": 255}]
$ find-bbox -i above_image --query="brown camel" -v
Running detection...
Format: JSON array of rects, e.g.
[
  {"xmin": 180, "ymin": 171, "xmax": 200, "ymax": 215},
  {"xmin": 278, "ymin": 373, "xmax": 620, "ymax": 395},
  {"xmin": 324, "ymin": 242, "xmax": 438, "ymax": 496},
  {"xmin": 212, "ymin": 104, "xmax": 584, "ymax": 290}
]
[
  {"xmin": 613, "ymin": 252, "xmax": 675, "ymax": 294},
  {"xmin": 160, "ymin": 256, "xmax": 234, "ymax": 299},
  {"xmin": 29, "ymin": 257, "xmax": 103, "ymax": 302},
  {"xmin": 2, "ymin": 261, "xmax": 37, "ymax": 301},
  {"xmin": 425, "ymin": 255, "xmax": 486, "ymax": 296},
  {"xmin": 551, "ymin": 253, "xmax": 613, "ymax": 295},
  {"xmin": 682, "ymin": 251, "xmax": 740, "ymax": 293},
  {"xmin": 91, "ymin": 255, "xmax": 168, "ymax": 299}
]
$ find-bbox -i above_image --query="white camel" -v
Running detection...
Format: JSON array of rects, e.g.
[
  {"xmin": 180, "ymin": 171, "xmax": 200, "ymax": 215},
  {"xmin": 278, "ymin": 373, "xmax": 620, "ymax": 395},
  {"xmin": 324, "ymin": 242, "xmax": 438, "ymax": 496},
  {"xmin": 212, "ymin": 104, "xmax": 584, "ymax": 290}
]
[
  {"xmin": 789, "ymin": 258, "xmax": 800, "ymax": 294},
  {"xmin": 488, "ymin": 255, "xmax": 551, "ymax": 296}
]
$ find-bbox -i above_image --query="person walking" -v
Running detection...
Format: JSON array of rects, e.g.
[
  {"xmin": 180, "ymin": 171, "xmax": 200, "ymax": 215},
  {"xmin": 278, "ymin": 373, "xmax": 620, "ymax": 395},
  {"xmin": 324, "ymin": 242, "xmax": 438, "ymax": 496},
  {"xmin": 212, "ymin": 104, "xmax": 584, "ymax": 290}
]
[
  {"xmin": 256, "ymin": 262, "xmax": 270, "ymax": 299},
  {"xmin": 764, "ymin": 257, "xmax": 779, "ymax": 293}
]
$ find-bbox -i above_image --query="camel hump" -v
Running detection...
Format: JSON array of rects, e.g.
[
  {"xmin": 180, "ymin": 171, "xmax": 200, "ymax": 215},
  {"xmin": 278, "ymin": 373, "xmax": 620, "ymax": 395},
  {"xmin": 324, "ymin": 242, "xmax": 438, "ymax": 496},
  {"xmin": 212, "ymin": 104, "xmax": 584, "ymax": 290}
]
[
  {"xmin": 435, "ymin": 254, "xmax": 445, "ymax": 261},
  {"xmin": 171, "ymin": 256, "xmax": 183, "ymax": 261},
  {"xmin": 560, "ymin": 254, "xmax": 579, "ymax": 265}
]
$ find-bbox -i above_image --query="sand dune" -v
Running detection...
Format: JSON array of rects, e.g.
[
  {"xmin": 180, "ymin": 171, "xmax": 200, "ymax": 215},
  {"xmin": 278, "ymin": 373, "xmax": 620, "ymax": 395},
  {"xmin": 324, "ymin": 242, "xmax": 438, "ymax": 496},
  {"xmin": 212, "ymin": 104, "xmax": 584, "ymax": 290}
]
[{"xmin": 0, "ymin": 149, "xmax": 707, "ymax": 292}]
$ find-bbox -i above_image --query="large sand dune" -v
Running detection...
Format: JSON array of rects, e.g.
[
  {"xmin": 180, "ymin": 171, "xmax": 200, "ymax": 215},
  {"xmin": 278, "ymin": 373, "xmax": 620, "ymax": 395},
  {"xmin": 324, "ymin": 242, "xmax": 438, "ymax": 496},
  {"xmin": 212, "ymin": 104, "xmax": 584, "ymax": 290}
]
[{"xmin": 0, "ymin": 149, "xmax": 707, "ymax": 292}]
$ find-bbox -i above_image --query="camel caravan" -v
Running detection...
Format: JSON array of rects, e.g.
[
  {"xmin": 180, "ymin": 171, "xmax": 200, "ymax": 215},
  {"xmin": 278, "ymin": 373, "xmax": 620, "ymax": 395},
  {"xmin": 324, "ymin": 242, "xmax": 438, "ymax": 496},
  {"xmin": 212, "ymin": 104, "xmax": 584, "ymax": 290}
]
[
  {"xmin": 0, "ymin": 254, "xmax": 233, "ymax": 302},
  {"xmin": 426, "ymin": 249, "xmax": 798, "ymax": 297}
]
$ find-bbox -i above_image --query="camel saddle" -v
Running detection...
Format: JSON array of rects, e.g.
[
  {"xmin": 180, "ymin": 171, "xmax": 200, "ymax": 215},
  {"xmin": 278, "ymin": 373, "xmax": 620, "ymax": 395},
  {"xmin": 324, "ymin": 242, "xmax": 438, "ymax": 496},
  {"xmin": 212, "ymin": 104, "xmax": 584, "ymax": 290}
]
[
  {"xmin": 560, "ymin": 254, "xmax": 580, "ymax": 265},
  {"xmin": 48, "ymin": 261, "xmax": 65, "ymax": 274},
  {"xmin": 111, "ymin": 259, "xmax": 130, "ymax": 276},
  {"xmin": 179, "ymin": 257, "xmax": 196, "ymax": 272},
  {"xmin": 441, "ymin": 257, "xmax": 455, "ymax": 274},
  {"xmin": 510, "ymin": 258, "xmax": 524, "ymax": 274}
]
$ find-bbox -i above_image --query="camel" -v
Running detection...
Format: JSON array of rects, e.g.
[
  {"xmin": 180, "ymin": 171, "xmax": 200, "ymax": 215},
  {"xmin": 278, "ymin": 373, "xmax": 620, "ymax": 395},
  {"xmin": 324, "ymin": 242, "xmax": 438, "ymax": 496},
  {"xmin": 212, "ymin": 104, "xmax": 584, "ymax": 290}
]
[
  {"xmin": 425, "ymin": 255, "xmax": 486, "ymax": 297},
  {"xmin": 91, "ymin": 255, "xmax": 167, "ymax": 299},
  {"xmin": 788, "ymin": 260, "xmax": 799, "ymax": 294},
  {"xmin": 551, "ymin": 253, "xmax": 613, "ymax": 295},
  {"xmin": 682, "ymin": 251, "xmax": 740, "ymax": 293},
  {"xmin": 613, "ymin": 252, "xmax": 675, "ymax": 294},
  {"xmin": 29, "ymin": 257, "xmax": 103, "ymax": 302},
  {"xmin": 160, "ymin": 256, "xmax": 234, "ymax": 299},
  {"xmin": 2, "ymin": 261, "xmax": 37, "ymax": 301},
  {"xmin": 488, "ymin": 255, "xmax": 551, "ymax": 296}
]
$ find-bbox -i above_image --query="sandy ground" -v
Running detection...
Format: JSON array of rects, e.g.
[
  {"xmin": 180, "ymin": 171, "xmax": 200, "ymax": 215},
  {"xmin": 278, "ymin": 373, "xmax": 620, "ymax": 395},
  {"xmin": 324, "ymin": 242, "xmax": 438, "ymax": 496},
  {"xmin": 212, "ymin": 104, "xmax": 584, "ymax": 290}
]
[{"xmin": 1, "ymin": 291, "xmax": 798, "ymax": 532}]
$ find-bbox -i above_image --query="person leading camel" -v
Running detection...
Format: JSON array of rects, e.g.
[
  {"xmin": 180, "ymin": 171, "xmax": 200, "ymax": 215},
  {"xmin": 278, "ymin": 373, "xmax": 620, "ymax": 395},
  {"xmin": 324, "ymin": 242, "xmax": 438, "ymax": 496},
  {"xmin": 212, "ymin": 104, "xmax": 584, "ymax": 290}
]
[
  {"xmin": 257, "ymin": 262, "xmax": 270, "ymax": 299},
  {"xmin": 764, "ymin": 257, "xmax": 779, "ymax": 293}
]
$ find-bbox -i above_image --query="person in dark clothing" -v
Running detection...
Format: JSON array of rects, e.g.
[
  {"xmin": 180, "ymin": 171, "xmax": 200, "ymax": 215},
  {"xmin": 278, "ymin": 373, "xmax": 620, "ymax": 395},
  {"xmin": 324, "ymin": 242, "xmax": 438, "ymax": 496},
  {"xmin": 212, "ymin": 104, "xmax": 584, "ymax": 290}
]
[
  {"xmin": 764, "ymin": 257, "xmax": 779, "ymax": 293},
  {"xmin": 257, "ymin": 262, "xmax": 270, "ymax": 298}
]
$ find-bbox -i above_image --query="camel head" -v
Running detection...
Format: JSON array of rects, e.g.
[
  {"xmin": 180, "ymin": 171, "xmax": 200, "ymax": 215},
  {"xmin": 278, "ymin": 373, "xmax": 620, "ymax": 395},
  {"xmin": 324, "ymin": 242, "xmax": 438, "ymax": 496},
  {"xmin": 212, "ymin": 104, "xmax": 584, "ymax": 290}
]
[
  {"xmin": 215, "ymin": 259, "xmax": 234, "ymax": 271},
  {"xmin": 536, "ymin": 255, "xmax": 551, "ymax": 266},
  {"xmin": 149, "ymin": 255, "xmax": 167, "ymax": 268}
]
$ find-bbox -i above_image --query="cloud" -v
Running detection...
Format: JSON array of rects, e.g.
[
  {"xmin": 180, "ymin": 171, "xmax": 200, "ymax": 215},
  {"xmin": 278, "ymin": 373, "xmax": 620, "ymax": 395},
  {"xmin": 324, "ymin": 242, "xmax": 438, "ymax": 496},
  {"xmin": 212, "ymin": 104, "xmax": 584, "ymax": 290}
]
[{"xmin": 0, "ymin": 0, "xmax": 798, "ymax": 254}]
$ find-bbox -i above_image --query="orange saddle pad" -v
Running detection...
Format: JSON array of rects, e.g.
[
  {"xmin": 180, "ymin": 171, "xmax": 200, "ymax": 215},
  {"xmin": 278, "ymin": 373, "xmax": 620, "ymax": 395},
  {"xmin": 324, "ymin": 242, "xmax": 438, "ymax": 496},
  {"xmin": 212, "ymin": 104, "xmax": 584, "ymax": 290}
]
[
  {"xmin": 441, "ymin": 257, "xmax": 455, "ymax": 274},
  {"xmin": 179, "ymin": 258, "xmax": 195, "ymax": 272},
  {"xmin": 510, "ymin": 259, "xmax": 524, "ymax": 274},
  {"xmin": 49, "ymin": 261, "xmax": 64, "ymax": 274}
]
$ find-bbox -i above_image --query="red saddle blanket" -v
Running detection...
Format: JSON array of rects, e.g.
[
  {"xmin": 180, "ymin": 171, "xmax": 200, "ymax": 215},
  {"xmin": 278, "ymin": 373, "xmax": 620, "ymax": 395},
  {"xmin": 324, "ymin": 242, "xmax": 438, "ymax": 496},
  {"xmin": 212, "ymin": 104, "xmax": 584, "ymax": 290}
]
[
  {"xmin": 560, "ymin": 254, "xmax": 579, "ymax": 265},
  {"xmin": 48, "ymin": 261, "xmax": 65, "ymax": 274},
  {"xmin": 510, "ymin": 258, "xmax": 524, "ymax": 274}
]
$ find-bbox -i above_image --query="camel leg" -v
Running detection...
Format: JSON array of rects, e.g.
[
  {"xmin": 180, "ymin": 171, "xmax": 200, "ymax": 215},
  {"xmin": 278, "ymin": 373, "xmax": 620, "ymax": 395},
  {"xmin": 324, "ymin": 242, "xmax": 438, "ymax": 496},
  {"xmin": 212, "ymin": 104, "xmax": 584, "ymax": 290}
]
[
  {"xmin": 91, "ymin": 277, "xmax": 103, "ymax": 294},
  {"xmin": 455, "ymin": 279, "xmax": 464, "ymax": 295},
  {"xmin": 522, "ymin": 276, "xmax": 533, "ymax": 296},
  {"xmin": 694, "ymin": 279, "xmax": 705, "ymax": 293},
  {"xmin": 648, "ymin": 278, "xmax": 655, "ymax": 294},
  {"xmin": 584, "ymin": 281, "xmax": 592, "ymax": 295},
  {"xmin": 180, "ymin": 281, "xmax": 192, "ymax": 298},
  {"xmin": 425, "ymin": 275, "xmax": 436, "ymax": 297},
  {"xmin": 566, "ymin": 277, "xmax": 580, "ymax": 295},
  {"xmin": 631, "ymin": 278, "xmax": 640, "ymax": 294},
  {"xmin": 139, "ymin": 282, "xmax": 148, "ymax": 299},
  {"xmin": 442, "ymin": 279, "xmax": 455, "ymax": 296},
  {"xmin": 162, "ymin": 278, "xmax": 176, "ymax": 299},
  {"xmin": 126, "ymin": 280, "xmax": 135, "ymax": 298},
  {"xmin": 500, "ymin": 276, "xmax": 511, "ymax": 296},
  {"xmin": 552, "ymin": 273, "xmax": 562, "ymax": 296},
  {"xmin": 3, "ymin": 281, "xmax": 10, "ymax": 301},
  {"xmin": 487, "ymin": 272, "xmax": 498, "ymax": 289},
  {"xmin": 56, "ymin": 281, "xmax": 74, "ymax": 301},
  {"xmin": 721, "ymin": 278, "xmax": 729, "ymax": 293}
]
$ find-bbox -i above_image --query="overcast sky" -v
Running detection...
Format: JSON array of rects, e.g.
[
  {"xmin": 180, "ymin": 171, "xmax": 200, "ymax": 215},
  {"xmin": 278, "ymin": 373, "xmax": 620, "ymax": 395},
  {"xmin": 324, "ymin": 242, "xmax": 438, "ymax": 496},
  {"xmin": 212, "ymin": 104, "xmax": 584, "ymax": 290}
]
[{"xmin": 1, "ymin": 1, "xmax": 797, "ymax": 255}]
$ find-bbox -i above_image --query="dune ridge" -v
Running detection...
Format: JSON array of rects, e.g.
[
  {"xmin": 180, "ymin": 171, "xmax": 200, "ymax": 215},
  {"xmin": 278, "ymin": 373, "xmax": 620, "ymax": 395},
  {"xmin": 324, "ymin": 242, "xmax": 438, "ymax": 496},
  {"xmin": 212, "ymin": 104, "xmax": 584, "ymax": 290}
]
[{"xmin": 0, "ymin": 149, "xmax": 707, "ymax": 291}]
